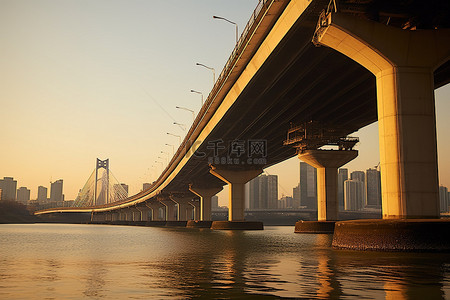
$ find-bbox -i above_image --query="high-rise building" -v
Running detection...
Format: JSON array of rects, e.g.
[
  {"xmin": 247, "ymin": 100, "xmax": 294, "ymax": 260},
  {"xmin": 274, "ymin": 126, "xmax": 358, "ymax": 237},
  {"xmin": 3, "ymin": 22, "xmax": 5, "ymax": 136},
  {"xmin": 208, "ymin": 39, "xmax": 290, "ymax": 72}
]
[
  {"xmin": 366, "ymin": 168, "xmax": 381, "ymax": 207},
  {"xmin": 338, "ymin": 168, "xmax": 348, "ymax": 209},
  {"xmin": 211, "ymin": 195, "xmax": 219, "ymax": 211},
  {"xmin": 439, "ymin": 186, "xmax": 449, "ymax": 213},
  {"xmin": 278, "ymin": 196, "xmax": 293, "ymax": 209},
  {"xmin": 37, "ymin": 186, "xmax": 48, "ymax": 204},
  {"xmin": 292, "ymin": 184, "xmax": 300, "ymax": 208},
  {"xmin": 50, "ymin": 180, "xmax": 63, "ymax": 203},
  {"xmin": 0, "ymin": 177, "xmax": 17, "ymax": 201},
  {"xmin": 120, "ymin": 183, "xmax": 129, "ymax": 195},
  {"xmin": 344, "ymin": 179, "xmax": 364, "ymax": 211},
  {"xmin": 350, "ymin": 171, "xmax": 366, "ymax": 206},
  {"xmin": 143, "ymin": 183, "xmax": 152, "ymax": 191},
  {"xmin": 249, "ymin": 174, "xmax": 278, "ymax": 209},
  {"xmin": 17, "ymin": 187, "xmax": 30, "ymax": 204},
  {"xmin": 299, "ymin": 162, "xmax": 317, "ymax": 209}
]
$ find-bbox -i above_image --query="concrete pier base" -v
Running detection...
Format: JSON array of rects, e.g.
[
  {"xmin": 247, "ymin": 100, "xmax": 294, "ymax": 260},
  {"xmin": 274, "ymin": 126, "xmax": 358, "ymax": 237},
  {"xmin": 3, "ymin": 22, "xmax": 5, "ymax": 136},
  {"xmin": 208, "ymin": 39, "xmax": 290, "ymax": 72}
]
[
  {"xmin": 165, "ymin": 221, "xmax": 187, "ymax": 227},
  {"xmin": 211, "ymin": 221, "xmax": 263, "ymax": 230},
  {"xmin": 186, "ymin": 220, "xmax": 213, "ymax": 228},
  {"xmin": 294, "ymin": 220, "xmax": 335, "ymax": 234},
  {"xmin": 146, "ymin": 221, "xmax": 167, "ymax": 227},
  {"xmin": 332, "ymin": 219, "xmax": 450, "ymax": 252}
]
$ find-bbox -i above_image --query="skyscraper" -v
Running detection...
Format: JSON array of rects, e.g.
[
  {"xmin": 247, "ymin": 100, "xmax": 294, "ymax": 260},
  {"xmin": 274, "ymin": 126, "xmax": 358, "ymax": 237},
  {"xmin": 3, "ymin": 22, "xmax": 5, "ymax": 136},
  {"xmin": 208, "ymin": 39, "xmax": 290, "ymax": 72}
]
[
  {"xmin": 299, "ymin": 162, "xmax": 317, "ymax": 209},
  {"xmin": 350, "ymin": 171, "xmax": 366, "ymax": 206},
  {"xmin": 344, "ymin": 179, "xmax": 364, "ymax": 211},
  {"xmin": 120, "ymin": 183, "xmax": 129, "ymax": 195},
  {"xmin": 17, "ymin": 187, "xmax": 30, "ymax": 204},
  {"xmin": 37, "ymin": 186, "xmax": 48, "ymax": 203},
  {"xmin": 292, "ymin": 184, "xmax": 300, "ymax": 208},
  {"xmin": 366, "ymin": 168, "xmax": 381, "ymax": 207},
  {"xmin": 249, "ymin": 174, "xmax": 278, "ymax": 209},
  {"xmin": 50, "ymin": 180, "xmax": 63, "ymax": 203},
  {"xmin": 0, "ymin": 177, "xmax": 17, "ymax": 201},
  {"xmin": 143, "ymin": 183, "xmax": 152, "ymax": 191},
  {"xmin": 211, "ymin": 195, "xmax": 219, "ymax": 211},
  {"xmin": 439, "ymin": 186, "xmax": 449, "ymax": 213},
  {"xmin": 338, "ymin": 168, "xmax": 348, "ymax": 209}
]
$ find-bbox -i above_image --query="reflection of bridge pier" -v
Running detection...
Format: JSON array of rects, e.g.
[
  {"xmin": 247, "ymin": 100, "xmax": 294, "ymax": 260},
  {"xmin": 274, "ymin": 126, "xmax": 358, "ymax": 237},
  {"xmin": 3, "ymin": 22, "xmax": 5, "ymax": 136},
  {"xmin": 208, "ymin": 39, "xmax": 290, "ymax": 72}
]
[{"xmin": 314, "ymin": 11, "xmax": 450, "ymax": 250}]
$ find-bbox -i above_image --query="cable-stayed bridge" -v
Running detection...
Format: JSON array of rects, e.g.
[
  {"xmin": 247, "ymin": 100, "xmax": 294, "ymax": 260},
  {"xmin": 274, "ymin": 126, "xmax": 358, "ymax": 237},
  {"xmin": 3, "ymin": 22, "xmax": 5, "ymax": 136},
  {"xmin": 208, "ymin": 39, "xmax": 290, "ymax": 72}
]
[{"xmin": 72, "ymin": 159, "xmax": 128, "ymax": 208}]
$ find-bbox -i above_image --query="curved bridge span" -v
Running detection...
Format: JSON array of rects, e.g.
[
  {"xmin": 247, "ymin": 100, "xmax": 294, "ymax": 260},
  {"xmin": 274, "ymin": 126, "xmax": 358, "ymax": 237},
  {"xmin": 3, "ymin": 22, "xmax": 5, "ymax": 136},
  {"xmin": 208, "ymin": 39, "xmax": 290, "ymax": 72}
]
[{"xmin": 36, "ymin": 0, "xmax": 450, "ymax": 233}]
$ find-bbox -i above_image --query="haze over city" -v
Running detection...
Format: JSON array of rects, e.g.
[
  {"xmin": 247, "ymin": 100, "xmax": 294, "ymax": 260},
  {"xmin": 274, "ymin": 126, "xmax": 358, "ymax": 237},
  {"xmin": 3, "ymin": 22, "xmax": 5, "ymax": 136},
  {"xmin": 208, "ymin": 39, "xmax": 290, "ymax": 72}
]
[{"xmin": 1, "ymin": 0, "xmax": 449, "ymax": 206}]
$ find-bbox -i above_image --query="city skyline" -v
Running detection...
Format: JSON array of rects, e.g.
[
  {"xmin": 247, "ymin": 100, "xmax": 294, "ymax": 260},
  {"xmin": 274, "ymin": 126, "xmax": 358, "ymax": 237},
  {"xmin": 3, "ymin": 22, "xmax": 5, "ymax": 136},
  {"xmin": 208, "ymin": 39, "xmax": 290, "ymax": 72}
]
[{"xmin": 1, "ymin": 0, "xmax": 449, "ymax": 207}]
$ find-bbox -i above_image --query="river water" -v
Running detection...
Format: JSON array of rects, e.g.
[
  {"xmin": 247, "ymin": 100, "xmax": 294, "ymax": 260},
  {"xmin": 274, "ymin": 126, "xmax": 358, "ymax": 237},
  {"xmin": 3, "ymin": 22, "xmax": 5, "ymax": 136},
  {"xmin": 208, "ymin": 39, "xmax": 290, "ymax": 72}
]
[{"xmin": 0, "ymin": 224, "xmax": 449, "ymax": 299}]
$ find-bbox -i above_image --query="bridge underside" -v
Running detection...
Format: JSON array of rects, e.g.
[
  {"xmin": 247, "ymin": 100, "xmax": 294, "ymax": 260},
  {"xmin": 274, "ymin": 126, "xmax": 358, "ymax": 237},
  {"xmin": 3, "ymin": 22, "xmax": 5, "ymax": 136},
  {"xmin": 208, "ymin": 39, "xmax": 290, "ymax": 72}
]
[{"xmin": 165, "ymin": 0, "xmax": 450, "ymax": 194}]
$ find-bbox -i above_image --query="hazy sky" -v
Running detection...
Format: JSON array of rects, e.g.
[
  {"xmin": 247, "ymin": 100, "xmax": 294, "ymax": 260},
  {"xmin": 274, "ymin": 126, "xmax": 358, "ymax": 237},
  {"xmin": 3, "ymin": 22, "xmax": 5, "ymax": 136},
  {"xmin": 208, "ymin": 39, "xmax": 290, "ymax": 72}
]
[{"xmin": 1, "ymin": 0, "xmax": 449, "ymax": 205}]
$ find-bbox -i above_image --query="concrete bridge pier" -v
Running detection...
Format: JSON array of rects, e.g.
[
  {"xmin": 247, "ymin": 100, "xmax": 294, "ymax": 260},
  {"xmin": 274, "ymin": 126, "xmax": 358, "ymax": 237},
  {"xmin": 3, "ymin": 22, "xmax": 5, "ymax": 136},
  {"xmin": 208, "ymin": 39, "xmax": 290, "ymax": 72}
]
[
  {"xmin": 188, "ymin": 185, "xmax": 223, "ymax": 228},
  {"xmin": 314, "ymin": 12, "xmax": 450, "ymax": 251},
  {"xmin": 145, "ymin": 200, "xmax": 166, "ymax": 224},
  {"xmin": 159, "ymin": 196, "xmax": 178, "ymax": 225},
  {"xmin": 295, "ymin": 149, "xmax": 358, "ymax": 234},
  {"xmin": 169, "ymin": 195, "xmax": 192, "ymax": 227},
  {"xmin": 136, "ymin": 205, "xmax": 149, "ymax": 222},
  {"xmin": 189, "ymin": 198, "xmax": 201, "ymax": 221},
  {"xmin": 209, "ymin": 166, "xmax": 263, "ymax": 230}
]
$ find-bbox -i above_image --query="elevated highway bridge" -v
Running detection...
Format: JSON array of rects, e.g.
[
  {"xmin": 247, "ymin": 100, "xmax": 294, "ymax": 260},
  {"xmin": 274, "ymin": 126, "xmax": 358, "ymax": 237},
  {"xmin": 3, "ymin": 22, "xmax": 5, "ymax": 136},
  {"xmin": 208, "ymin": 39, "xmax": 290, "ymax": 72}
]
[{"xmin": 36, "ymin": 0, "xmax": 450, "ymax": 239}]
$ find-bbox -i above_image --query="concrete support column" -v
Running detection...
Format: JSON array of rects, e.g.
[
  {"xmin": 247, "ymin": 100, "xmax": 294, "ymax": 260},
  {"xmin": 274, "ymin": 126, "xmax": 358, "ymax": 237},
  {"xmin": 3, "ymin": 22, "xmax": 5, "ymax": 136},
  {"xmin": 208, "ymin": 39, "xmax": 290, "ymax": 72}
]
[
  {"xmin": 189, "ymin": 185, "xmax": 223, "ymax": 221},
  {"xmin": 159, "ymin": 197, "xmax": 177, "ymax": 221},
  {"xmin": 145, "ymin": 200, "xmax": 165, "ymax": 221},
  {"xmin": 210, "ymin": 166, "xmax": 262, "ymax": 221},
  {"xmin": 314, "ymin": 13, "xmax": 450, "ymax": 219},
  {"xmin": 190, "ymin": 198, "xmax": 201, "ymax": 220},
  {"xmin": 170, "ymin": 195, "xmax": 194, "ymax": 221},
  {"xmin": 299, "ymin": 150, "xmax": 358, "ymax": 221},
  {"xmin": 136, "ymin": 206, "xmax": 149, "ymax": 221}
]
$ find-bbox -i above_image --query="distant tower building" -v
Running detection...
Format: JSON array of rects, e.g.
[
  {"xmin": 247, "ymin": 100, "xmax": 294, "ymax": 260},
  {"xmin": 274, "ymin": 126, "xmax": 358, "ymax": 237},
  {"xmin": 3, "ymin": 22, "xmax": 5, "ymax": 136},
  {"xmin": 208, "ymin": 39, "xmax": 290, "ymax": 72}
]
[
  {"xmin": 120, "ymin": 184, "xmax": 129, "ymax": 196},
  {"xmin": 211, "ymin": 195, "xmax": 219, "ymax": 211},
  {"xmin": 293, "ymin": 184, "xmax": 301, "ymax": 208},
  {"xmin": 344, "ymin": 180, "xmax": 364, "ymax": 211},
  {"xmin": 37, "ymin": 186, "xmax": 48, "ymax": 204},
  {"xmin": 350, "ymin": 171, "xmax": 366, "ymax": 206},
  {"xmin": 142, "ymin": 183, "xmax": 152, "ymax": 191},
  {"xmin": 366, "ymin": 168, "xmax": 381, "ymax": 207},
  {"xmin": 279, "ymin": 196, "xmax": 293, "ymax": 209},
  {"xmin": 17, "ymin": 187, "xmax": 30, "ymax": 204},
  {"xmin": 299, "ymin": 162, "xmax": 317, "ymax": 209},
  {"xmin": 249, "ymin": 174, "xmax": 278, "ymax": 209},
  {"xmin": 0, "ymin": 177, "xmax": 17, "ymax": 201},
  {"xmin": 338, "ymin": 168, "xmax": 348, "ymax": 209},
  {"xmin": 439, "ymin": 186, "xmax": 449, "ymax": 213},
  {"xmin": 50, "ymin": 180, "xmax": 63, "ymax": 203}
]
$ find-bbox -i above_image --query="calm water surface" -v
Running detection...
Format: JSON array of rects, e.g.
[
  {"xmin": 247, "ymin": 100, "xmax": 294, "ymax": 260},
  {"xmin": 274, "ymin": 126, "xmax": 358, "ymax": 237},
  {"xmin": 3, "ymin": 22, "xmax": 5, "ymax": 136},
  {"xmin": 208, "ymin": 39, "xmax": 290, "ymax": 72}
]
[{"xmin": 0, "ymin": 223, "xmax": 449, "ymax": 299}]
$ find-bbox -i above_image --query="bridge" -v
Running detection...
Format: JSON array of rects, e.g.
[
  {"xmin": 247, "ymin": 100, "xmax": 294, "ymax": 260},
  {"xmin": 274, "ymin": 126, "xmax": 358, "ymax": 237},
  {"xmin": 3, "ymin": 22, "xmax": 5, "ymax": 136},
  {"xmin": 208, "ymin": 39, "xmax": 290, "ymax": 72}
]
[{"xmin": 36, "ymin": 0, "xmax": 450, "ymax": 250}]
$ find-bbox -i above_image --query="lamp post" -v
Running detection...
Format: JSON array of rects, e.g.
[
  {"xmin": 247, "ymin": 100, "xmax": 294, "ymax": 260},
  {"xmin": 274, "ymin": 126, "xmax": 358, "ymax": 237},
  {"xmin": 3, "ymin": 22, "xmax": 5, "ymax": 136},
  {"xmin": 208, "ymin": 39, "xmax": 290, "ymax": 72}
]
[
  {"xmin": 165, "ymin": 143, "xmax": 175, "ymax": 157},
  {"xmin": 161, "ymin": 151, "xmax": 169, "ymax": 164},
  {"xmin": 158, "ymin": 156, "xmax": 167, "ymax": 166},
  {"xmin": 173, "ymin": 122, "xmax": 186, "ymax": 132},
  {"xmin": 213, "ymin": 15, "xmax": 238, "ymax": 44},
  {"xmin": 196, "ymin": 62, "xmax": 215, "ymax": 86},
  {"xmin": 167, "ymin": 132, "xmax": 181, "ymax": 145},
  {"xmin": 175, "ymin": 106, "xmax": 195, "ymax": 123},
  {"xmin": 190, "ymin": 89, "xmax": 204, "ymax": 106},
  {"xmin": 155, "ymin": 160, "xmax": 163, "ymax": 173}
]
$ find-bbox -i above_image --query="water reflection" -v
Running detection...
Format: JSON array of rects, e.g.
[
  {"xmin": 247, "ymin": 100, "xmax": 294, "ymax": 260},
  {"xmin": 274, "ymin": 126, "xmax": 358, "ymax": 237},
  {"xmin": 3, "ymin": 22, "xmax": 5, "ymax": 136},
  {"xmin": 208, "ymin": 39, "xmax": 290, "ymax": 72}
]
[{"xmin": 0, "ymin": 224, "xmax": 449, "ymax": 299}]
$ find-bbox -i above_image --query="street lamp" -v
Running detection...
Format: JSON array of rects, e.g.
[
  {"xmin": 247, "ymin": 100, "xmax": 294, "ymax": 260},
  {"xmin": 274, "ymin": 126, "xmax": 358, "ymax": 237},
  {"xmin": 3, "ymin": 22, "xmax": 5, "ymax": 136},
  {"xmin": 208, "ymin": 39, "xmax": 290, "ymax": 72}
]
[
  {"xmin": 190, "ymin": 89, "xmax": 204, "ymax": 106},
  {"xmin": 175, "ymin": 106, "xmax": 195, "ymax": 122},
  {"xmin": 213, "ymin": 15, "xmax": 238, "ymax": 44},
  {"xmin": 196, "ymin": 62, "xmax": 215, "ymax": 86},
  {"xmin": 161, "ymin": 151, "xmax": 169, "ymax": 163},
  {"xmin": 158, "ymin": 156, "xmax": 167, "ymax": 165},
  {"xmin": 167, "ymin": 132, "xmax": 181, "ymax": 145},
  {"xmin": 173, "ymin": 122, "xmax": 186, "ymax": 132},
  {"xmin": 165, "ymin": 143, "xmax": 175, "ymax": 157}
]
